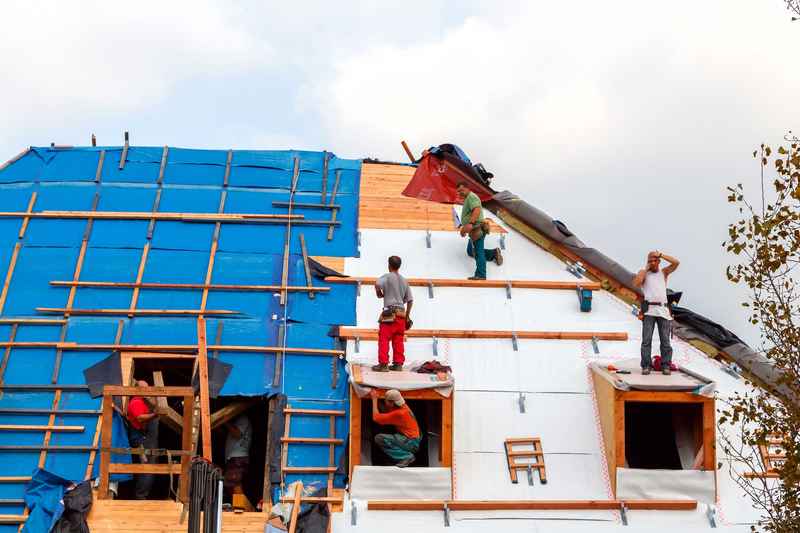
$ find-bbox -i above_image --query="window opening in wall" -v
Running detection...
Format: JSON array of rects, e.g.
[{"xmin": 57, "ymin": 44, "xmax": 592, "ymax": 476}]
[
  {"xmin": 360, "ymin": 398, "xmax": 442, "ymax": 468},
  {"xmin": 625, "ymin": 402, "xmax": 704, "ymax": 470}
]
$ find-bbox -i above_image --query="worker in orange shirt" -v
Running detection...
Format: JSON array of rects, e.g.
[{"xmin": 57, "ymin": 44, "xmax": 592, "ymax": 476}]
[{"xmin": 369, "ymin": 389, "xmax": 420, "ymax": 467}]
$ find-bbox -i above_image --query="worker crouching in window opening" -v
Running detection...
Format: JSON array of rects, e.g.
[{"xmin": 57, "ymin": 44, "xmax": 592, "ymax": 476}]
[
  {"xmin": 223, "ymin": 414, "xmax": 252, "ymax": 502},
  {"xmin": 456, "ymin": 182, "xmax": 502, "ymax": 280},
  {"xmin": 369, "ymin": 389, "xmax": 420, "ymax": 467},
  {"xmin": 126, "ymin": 380, "xmax": 160, "ymax": 500},
  {"xmin": 372, "ymin": 255, "xmax": 413, "ymax": 373}
]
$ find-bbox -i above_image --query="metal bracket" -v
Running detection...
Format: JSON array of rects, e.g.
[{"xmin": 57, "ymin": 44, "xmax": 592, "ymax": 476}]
[
  {"xmin": 566, "ymin": 261, "xmax": 586, "ymax": 279},
  {"xmin": 354, "ymin": 337, "xmax": 360, "ymax": 353},
  {"xmin": 428, "ymin": 281, "xmax": 434, "ymax": 299},
  {"xmin": 706, "ymin": 504, "xmax": 717, "ymax": 528},
  {"xmin": 526, "ymin": 464, "xmax": 534, "ymax": 486},
  {"xmin": 505, "ymin": 282, "xmax": 512, "ymax": 300},
  {"xmin": 591, "ymin": 336, "xmax": 599, "ymax": 354},
  {"xmin": 500, "ymin": 233, "xmax": 506, "ymax": 250},
  {"xmin": 351, "ymin": 502, "xmax": 357, "ymax": 526},
  {"xmin": 631, "ymin": 304, "xmax": 640, "ymax": 316},
  {"xmin": 432, "ymin": 337, "xmax": 438, "ymax": 356},
  {"xmin": 357, "ymin": 231, "xmax": 362, "ymax": 246},
  {"xmin": 426, "ymin": 230, "xmax": 432, "ymax": 248},
  {"xmin": 443, "ymin": 502, "xmax": 451, "ymax": 527},
  {"xmin": 511, "ymin": 332, "xmax": 519, "ymax": 351},
  {"xmin": 356, "ymin": 280, "xmax": 362, "ymax": 296},
  {"xmin": 722, "ymin": 363, "xmax": 741, "ymax": 380},
  {"xmin": 619, "ymin": 502, "xmax": 628, "ymax": 526},
  {"xmin": 518, "ymin": 393, "xmax": 526, "ymax": 413}
]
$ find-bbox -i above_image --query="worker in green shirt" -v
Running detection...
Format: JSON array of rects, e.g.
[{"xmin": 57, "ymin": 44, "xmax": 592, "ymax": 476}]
[{"xmin": 456, "ymin": 181, "xmax": 503, "ymax": 279}]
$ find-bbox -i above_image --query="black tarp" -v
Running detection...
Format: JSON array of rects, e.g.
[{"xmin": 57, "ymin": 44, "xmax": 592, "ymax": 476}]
[
  {"xmin": 83, "ymin": 352, "xmax": 122, "ymax": 398},
  {"xmin": 268, "ymin": 394, "xmax": 288, "ymax": 487},
  {"xmin": 295, "ymin": 502, "xmax": 331, "ymax": 533},
  {"xmin": 53, "ymin": 481, "xmax": 92, "ymax": 533},
  {"xmin": 489, "ymin": 189, "xmax": 794, "ymax": 402},
  {"xmin": 192, "ymin": 358, "xmax": 233, "ymax": 398}
]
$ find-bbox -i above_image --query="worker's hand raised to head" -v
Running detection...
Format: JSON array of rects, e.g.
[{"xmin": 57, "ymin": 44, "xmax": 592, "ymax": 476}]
[{"xmin": 369, "ymin": 389, "xmax": 379, "ymax": 399}]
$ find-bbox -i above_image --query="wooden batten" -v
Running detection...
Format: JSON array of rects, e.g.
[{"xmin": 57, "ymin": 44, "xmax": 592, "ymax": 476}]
[{"xmin": 338, "ymin": 327, "xmax": 628, "ymax": 341}]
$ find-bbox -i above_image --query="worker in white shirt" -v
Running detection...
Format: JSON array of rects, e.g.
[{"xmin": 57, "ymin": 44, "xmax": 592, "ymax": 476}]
[{"xmin": 632, "ymin": 251, "xmax": 680, "ymax": 375}]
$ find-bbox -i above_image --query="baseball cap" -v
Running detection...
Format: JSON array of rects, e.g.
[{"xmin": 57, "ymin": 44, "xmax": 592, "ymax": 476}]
[{"xmin": 384, "ymin": 389, "xmax": 405, "ymax": 406}]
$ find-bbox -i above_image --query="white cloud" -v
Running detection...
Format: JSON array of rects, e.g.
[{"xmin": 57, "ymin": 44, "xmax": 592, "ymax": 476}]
[{"xmin": 0, "ymin": 1, "xmax": 270, "ymax": 142}]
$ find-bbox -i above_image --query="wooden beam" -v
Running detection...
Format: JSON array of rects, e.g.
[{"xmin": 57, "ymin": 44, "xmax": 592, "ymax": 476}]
[
  {"xmin": 180, "ymin": 394, "xmax": 193, "ymax": 502},
  {"xmin": 103, "ymin": 386, "xmax": 194, "ymax": 397},
  {"xmin": 0, "ymin": 318, "xmax": 64, "ymax": 325},
  {"xmin": 325, "ymin": 277, "xmax": 601, "ymax": 291},
  {"xmin": 0, "ymin": 341, "xmax": 344, "ymax": 356},
  {"xmin": 210, "ymin": 400, "xmax": 258, "ymax": 430},
  {"xmin": 108, "ymin": 462, "xmax": 183, "ymax": 474},
  {"xmin": 0, "ymin": 324, "xmax": 17, "ymax": 385},
  {"xmin": 349, "ymin": 386, "xmax": 361, "ymax": 479},
  {"xmin": 98, "ymin": 393, "xmax": 112, "ymax": 499},
  {"xmin": 0, "ymin": 210, "xmax": 302, "ymax": 222},
  {"xmin": 50, "ymin": 280, "xmax": 329, "ymax": 292},
  {"xmin": 299, "ymin": 234, "xmax": 315, "ymax": 299},
  {"xmin": 152, "ymin": 371, "xmax": 183, "ymax": 433},
  {"xmin": 282, "ymin": 466, "xmax": 337, "ymax": 474},
  {"xmin": 0, "ymin": 515, "xmax": 26, "ymax": 525},
  {"xmin": 281, "ymin": 437, "xmax": 344, "ymax": 444},
  {"xmin": 37, "ymin": 308, "xmax": 237, "ymax": 316},
  {"xmin": 196, "ymin": 317, "xmax": 212, "ymax": 461},
  {"xmin": 288, "ymin": 481, "xmax": 303, "ymax": 533},
  {"xmin": 83, "ymin": 417, "xmax": 103, "ymax": 480},
  {"xmin": 0, "ymin": 478, "xmax": 30, "ymax": 483},
  {"xmin": 0, "ymin": 425, "xmax": 84, "ymax": 432},
  {"xmin": 621, "ymin": 391, "xmax": 713, "ymax": 404},
  {"xmin": 129, "ymin": 242, "xmax": 150, "ymax": 317},
  {"xmin": 326, "ymin": 170, "xmax": 341, "ymax": 241},
  {"xmin": 284, "ymin": 408, "xmax": 346, "ymax": 416},
  {"xmin": 400, "ymin": 140, "xmax": 416, "ymax": 163},
  {"xmin": 441, "ymin": 396, "xmax": 453, "ymax": 468},
  {"xmin": 338, "ymin": 327, "xmax": 628, "ymax": 341},
  {"xmin": 367, "ymin": 499, "xmax": 698, "ymax": 511}
]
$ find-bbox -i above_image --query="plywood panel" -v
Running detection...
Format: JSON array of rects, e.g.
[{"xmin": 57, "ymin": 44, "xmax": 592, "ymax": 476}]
[
  {"xmin": 592, "ymin": 370, "xmax": 618, "ymax": 495},
  {"xmin": 360, "ymin": 163, "xmax": 505, "ymax": 233}
]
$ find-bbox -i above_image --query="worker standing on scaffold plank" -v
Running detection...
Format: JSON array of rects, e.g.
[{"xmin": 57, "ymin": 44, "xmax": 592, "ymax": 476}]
[
  {"xmin": 456, "ymin": 181, "xmax": 503, "ymax": 280},
  {"xmin": 372, "ymin": 255, "xmax": 413, "ymax": 372},
  {"xmin": 633, "ymin": 250, "xmax": 680, "ymax": 376}
]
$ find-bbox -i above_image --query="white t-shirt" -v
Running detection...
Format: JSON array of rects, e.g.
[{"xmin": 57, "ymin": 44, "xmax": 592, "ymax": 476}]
[
  {"xmin": 225, "ymin": 415, "xmax": 252, "ymax": 460},
  {"xmin": 642, "ymin": 269, "xmax": 672, "ymax": 320}
]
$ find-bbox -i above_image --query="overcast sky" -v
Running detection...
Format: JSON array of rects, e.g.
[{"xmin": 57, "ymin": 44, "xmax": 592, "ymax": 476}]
[{"xmin": 2, "ymin": 1, "xmax": 798, "ymax": 347}]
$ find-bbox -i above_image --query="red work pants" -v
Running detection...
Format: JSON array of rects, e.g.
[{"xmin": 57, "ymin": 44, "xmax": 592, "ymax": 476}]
[{"xmin": 378, "ymin": 318, "xmax": 406, "ymax": 365}]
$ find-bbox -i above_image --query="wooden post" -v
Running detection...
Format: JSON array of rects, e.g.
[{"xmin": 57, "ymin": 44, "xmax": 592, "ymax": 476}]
[
  {"xmin": 179, "ymin": 394, "xmax": 194, "ymax": 501},
  {"xmin": 98, "ymin": 393, "xmax": 113, "ymax": 499},
  {"xmin": 196, "ymin": 317, "xmax": 212, "ymax": 460},
  {"xmin": 299, "ymin": 234, "xmax": 314, "ymax": 299},
  {"xmin": 441, "ymin": 396, "xmax": 453, "ymax": 467},
  {"xmin": 348, "ymin": 386, "xmax": 361, "ymax": 479}
]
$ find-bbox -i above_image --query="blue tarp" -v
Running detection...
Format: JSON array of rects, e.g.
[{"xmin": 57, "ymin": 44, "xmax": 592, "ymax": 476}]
[
  {"xmin": 21, "ymin": 468, "xmax": 72, "ymax": 533},
  {"xmin": 0, "ymin": 145, "xmax": 360, "ymax": 509}
]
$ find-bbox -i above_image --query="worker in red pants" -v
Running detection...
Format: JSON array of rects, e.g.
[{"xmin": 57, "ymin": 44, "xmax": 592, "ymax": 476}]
[{"xmin": 372, "ymin": 256, "xmax": 414, "ymax": 372}]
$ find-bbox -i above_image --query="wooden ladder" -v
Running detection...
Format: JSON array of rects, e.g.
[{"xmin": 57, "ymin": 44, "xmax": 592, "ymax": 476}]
[
  {"xmin": 281, "ymin": 406, "xmax": 346, "ymax": 496},
  {"xmin": 504, "ymin": 438, "xmax": 547, "ymax": 485}
]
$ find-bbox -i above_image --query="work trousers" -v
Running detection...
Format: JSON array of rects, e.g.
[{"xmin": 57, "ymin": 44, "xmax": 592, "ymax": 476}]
[
  {"xmin": 640, "ymin": 315, "xmax": 673, "ymax": 369},
  {"xmin": 128, "ymin": 418, "xmax": 159, "ymax": 500},
  {"xmin": 374, "ymin": 433, "xmax": 421, "ymax": 464},
  {"xmin": 378, "ymin": 317, "xmax": 406, "ymax": 365},
  {"xmin": 466, "ymin": 234, "xmax": 496, "ymax": 279}
]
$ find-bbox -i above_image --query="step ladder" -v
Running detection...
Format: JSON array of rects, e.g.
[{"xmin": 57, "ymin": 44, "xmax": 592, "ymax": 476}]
[
  {"xmin": 504, "ymin": 437, "xmax": 547, "ymax": 485},
  {"xmin": 281, "ymin": 406, "xmax": 346, "ymax": 496}
]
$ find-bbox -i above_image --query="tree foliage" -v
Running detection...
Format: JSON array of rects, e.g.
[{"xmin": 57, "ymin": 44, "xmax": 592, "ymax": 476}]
[{"xmin": 722, "ymin": 140, "xmax": 800, "ymax": 532}]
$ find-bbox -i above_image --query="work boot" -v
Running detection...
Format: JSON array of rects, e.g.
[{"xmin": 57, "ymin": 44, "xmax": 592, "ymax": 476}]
[
  {"xmin": 371, "ymin": 363, "xmax": 389, "ymax": 372},
  {"xmin": 494, "ymin": 248, "xmax": 504, "ymax": 266},
  {"xmin": 662, "ymin": 366, "xmax": 672, "ymax": 376},
  {"xmin": 642, "ymin": 366, "xmax": 651, "ymax": 375},
  {"xmin": 389, "ymin": 363, "xmax": 403, "ymax": 371},
  {"xmin": 468, "ymin": 276, "xmax": 486, "ymax": 280}
]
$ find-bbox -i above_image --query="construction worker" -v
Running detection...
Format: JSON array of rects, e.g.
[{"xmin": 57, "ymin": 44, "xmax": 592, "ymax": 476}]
[
  {"xmin": 456, "ymin": 181, "xmax": 502, "ymax": 280},
  {"xmin": 126, "ymin": 380, "xmax": 160, "ymax": 499},
  {"xmin": 632, "ymin": 250, "xmax": 680, "ymax": 375},
  {"xmin": 369, "ymin": 389, "xmax": 420, "ymax": 467},
  {"xmin": 372, "ymin": 255, "xmax": 413, "ymax": 372},
  {"xmin": 223, "ymin": 414, "xmax": 252, "ymax": 500}
]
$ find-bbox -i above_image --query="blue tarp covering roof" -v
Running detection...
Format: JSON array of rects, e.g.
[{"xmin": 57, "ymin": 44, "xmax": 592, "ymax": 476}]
[{"xmin": 0, "ymin": 146, "xmax": 359, "ymax": 527}]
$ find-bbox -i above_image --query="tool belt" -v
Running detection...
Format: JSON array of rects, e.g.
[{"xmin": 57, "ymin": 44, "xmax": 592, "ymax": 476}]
[
  {"xmin": 468, "ymin": 221, "xmax": 491, "ymax": 241},
  {"xmin": 378, "ymin": 307, "xmax": 406, "ymax": 323},
  {"xmin": 641, "ymin": 300, "xmax": 666, "ymax": 314}
]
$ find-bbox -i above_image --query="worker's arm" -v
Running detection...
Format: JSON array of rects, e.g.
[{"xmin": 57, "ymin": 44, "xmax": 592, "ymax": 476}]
[
  {"xmin": 137, "ymin": 411, "xmax": 158, "ymax": 423},
  {"xmin": 375, "ymin": 285, "xmax": 384, "ymax": 298},
  {"xmin": 468, "ymin": 206, "xmax": 481, "ymax": 224},
  {"xmin": 660, "ymin": 252, "xmax": 680, "ymax": 277},
  {"xmin": 632, "ymin": 269, "xmax": 647, "ymax": 288},
  {"xmin": 370, "ymin": 389, "xmax": 380, "ymax": 419}
]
